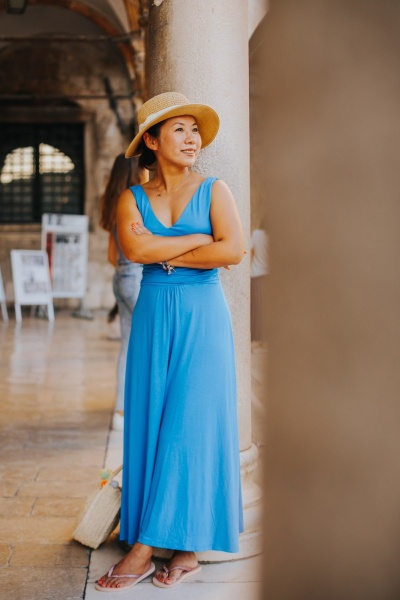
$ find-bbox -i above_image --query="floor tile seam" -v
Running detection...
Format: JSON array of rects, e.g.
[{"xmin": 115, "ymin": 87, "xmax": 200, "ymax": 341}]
[
  {"xmin": 4, "ymin": 544, "xmax": 14, "ymax": 567},
  {"xmin": 28, "ymin": 497, "xmax": 36, "ymax": 516}
]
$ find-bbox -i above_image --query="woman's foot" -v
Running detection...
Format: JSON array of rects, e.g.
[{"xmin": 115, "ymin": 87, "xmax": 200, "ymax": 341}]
[
  {"xmin": 154, "ymin": 551, "xmax": 199, "ymax": 586},
  {"xmin": 96, "ymin": 543, "xmax": 153, "ymax": 590}
]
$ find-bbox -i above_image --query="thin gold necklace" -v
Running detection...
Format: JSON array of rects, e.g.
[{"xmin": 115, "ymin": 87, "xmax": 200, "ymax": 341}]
[{"xmin": 155, "ymin": 171, "xmax": 190, "ymax": 197}]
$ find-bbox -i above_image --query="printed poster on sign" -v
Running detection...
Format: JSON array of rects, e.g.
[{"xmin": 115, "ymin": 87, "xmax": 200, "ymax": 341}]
[
  {"xmin": 12, "ymin": 251, "xmax": 52, "ymax": 300},
  {"xmin": 10, "ymin": 250, "xmax": 54, "ymax": 323},
  {"xmin": 22, "ymin": 254, "xmax": 49, "ymax": 294},
  {"xmin": 42, "ymin": 214, "xmax": 88, "ymax": 299}
]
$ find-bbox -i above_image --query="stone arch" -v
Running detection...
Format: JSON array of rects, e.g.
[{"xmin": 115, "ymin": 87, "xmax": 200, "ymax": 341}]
[{"xmin": 0, "ymin": 0, "xmax": 138, "ymax": 79}]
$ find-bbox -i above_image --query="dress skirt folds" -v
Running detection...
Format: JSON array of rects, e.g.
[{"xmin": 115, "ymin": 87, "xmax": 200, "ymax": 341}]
[{"xmin": 119, "ymin": 178, "xmax": 244, "ymax": 553}]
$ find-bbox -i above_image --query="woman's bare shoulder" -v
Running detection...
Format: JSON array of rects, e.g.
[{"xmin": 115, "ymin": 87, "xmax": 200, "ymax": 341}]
[
  {"xmin": 119, "ymin": 187, "xmax": 137, "ymax": 201},
  {"xmin": 210, "ymin": 178, "xmax": 234, "ymax": 199},
  {"xmin": 118, "ymin": 188, "xmax": 139, "ymax": 213}
]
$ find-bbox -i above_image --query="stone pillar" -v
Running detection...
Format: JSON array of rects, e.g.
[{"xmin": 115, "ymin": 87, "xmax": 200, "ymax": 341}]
[
  {"xmin": 257, "ymin": 0, "xmax": 400, "ymax": 597},
  {"xmin": 147, "ymin": 0, "xmax": 262, "ymax": 560}
]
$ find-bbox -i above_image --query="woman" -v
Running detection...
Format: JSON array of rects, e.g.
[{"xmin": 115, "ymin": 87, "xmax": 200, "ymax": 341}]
[
  {"xmin": 99, "ymin": 154, "xmax": 144, "ymax": 430},
  {"xmin": 96, "ymin": 92, "xmax": 244, "ymax": 592}
]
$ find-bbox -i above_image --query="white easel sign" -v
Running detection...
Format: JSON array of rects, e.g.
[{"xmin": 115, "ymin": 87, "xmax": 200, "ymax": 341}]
[
  {"xmin": 10, "ymin": 250, "xmax": 54, "ymax": 323},
  {"xmin": 41, "ymin": 213, "xmax": 88, "ymax": 299}
]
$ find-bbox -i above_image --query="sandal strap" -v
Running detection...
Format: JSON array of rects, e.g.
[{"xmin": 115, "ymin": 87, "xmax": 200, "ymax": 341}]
[
  {"xmin": 107, "ymin": 564, "xmax": 140, "ymax": 579},
  {"xmin": 167, "ymin": 564, "xmax": 198, "ymax": 574}
]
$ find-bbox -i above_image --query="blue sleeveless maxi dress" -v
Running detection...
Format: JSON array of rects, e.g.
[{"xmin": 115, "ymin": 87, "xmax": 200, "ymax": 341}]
[{"xmin": 119, "ymin": 177, "xmax": 243, "ymax": 553}]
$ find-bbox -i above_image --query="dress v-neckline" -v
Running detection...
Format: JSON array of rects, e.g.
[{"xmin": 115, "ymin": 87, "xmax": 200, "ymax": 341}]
[{"xmin": 140, "ymin": 177, "xmax": 209, "ymax": 230}]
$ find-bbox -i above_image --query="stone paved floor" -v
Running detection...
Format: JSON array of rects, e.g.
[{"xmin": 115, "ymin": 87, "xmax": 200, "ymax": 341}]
[{"xmin": 0, "ymin": 309, "xmax": 265, "ymax": 600}]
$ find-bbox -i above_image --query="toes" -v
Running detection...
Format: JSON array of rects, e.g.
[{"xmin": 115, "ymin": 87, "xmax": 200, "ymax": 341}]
[
  {"xmin": 97, "ymin": 577, "xmax": 119, "ymax": 589},
  {"xmin": 156, "ymin": 566, "xmax": 170, "ymax": 582},
  {"xmin": 113, "ymin": 578, "xmax": 129, "ymax": 589},
  {"xmin": 167, "ymin": 571, "xmax": 181, "ymax": 585}
]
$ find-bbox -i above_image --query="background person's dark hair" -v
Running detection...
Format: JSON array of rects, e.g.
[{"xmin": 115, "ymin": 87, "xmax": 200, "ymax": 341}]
[
  {"xmin": 99, "ymin": 154, "xmax": 141, "ymax": 232},
  {"xmin": 137, "ymin": 120, "xmax": 165, "ymax": 170}
]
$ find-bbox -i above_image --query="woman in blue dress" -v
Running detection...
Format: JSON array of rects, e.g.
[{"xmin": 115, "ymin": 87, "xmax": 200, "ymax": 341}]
[{"xmin": 96, "ymin": 92, "xmax": 244, "ymax": 592}]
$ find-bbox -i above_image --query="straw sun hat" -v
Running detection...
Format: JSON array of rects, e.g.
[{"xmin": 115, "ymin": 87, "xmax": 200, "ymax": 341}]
[{"xmin": 125, "ymin": 92, "xmax": 220, "ymax": 158}]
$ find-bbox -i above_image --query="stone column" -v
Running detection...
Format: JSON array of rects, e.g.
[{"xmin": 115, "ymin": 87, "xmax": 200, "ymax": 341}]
[{"xmin": 147, "ymin": 0, "xmax": 262, "ymax": 560}]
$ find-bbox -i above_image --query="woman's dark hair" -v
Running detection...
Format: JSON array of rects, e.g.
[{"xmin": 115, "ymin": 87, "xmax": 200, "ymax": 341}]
[
  {"xmin": 99, "ymin": 153, "xmax": 141, "ymax": 232},
  {"xmin": 137, "ymin": 120, "xmax": 165, "ymax": 170}
]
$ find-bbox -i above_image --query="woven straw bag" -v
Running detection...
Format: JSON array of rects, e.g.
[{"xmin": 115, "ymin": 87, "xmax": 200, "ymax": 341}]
[{"xmin": 73, "ymin": 465, "xmax": 122, "ymax": 549}]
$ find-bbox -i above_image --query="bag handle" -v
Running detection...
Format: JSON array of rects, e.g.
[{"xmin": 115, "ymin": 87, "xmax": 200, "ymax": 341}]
[{"xmin": 107, "ymin": 464, "xmax": 123, "ymax": 483}]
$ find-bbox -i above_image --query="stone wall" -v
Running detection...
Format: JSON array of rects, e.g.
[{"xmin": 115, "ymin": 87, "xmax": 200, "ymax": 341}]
[{"xmin": 0, "ymin": 34, "xmax": 134, "ymax": 311}]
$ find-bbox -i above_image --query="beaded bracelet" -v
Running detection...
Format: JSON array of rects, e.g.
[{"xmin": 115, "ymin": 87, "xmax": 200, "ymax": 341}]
[{"xmin": 161, "ymin": 260, "xmax": 176, "ymax": 275}]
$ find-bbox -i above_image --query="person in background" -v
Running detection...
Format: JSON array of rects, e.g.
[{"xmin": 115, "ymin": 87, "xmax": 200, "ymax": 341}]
[
  {"xmin": 99, "ymin": 154, "xmax": 145, "ymax": 430},
  {"xmin": 106, "ymin": 302, "xmax": 121, "ymax": 341},
  {"xmin": 250, "ymin": 214, "xmax": 268, "ymax": 348}
]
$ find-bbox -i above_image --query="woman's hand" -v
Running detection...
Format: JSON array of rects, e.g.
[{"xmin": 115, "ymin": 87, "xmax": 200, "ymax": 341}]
[{"xmin": 131, "ymin": 222, "xmax": 153, "ymax": 235}]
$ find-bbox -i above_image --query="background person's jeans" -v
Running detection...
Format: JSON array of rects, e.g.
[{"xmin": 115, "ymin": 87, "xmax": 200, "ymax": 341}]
[{"xmin": 113, "ymin": 263, "xmax": 142, "ymax": 412}]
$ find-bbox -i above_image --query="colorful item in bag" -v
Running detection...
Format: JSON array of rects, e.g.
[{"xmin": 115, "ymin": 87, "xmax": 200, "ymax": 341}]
[{"xmin": 100, "ymin": 469, "xmax": 112, "ymax": 488}]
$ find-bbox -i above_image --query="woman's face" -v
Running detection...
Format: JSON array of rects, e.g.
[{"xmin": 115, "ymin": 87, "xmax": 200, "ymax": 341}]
[{"xmin": 147, "ymin": 115, "xmax": 202, "ymax": 167}]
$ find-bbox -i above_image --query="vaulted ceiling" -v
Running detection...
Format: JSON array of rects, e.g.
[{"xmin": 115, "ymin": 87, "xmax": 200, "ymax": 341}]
[{"xmin": 0, "ymin": 0, "xmax": 149, "ymax": 95}]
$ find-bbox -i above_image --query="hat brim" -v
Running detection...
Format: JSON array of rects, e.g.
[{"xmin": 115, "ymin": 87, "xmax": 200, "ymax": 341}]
[{"xmin": 125, "ymin": 103, "xmax": 220, "ymax": 158}]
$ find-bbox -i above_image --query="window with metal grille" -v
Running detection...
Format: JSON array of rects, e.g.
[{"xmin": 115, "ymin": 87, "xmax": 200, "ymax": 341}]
[{"xmin": 0, "ymin": 123, "xmax": 84, "ymax": 224}]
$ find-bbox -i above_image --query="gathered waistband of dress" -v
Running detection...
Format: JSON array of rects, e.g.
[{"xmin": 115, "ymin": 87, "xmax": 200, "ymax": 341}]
[
  {"xmin": 141, "ymin": 280, "xmax": 220, "ymax": 286},
  {"xmin": 140, "ymin": 265, "xmax": 220, "ymax": 285}
]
